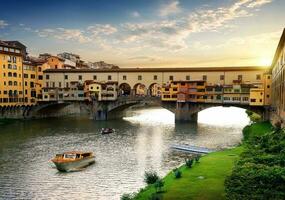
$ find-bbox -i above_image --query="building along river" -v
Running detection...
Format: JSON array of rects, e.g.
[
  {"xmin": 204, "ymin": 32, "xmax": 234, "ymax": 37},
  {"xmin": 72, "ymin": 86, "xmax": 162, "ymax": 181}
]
[{"xmin": 0, "ymin": 106, "xmax": 249, "ymax": 200}]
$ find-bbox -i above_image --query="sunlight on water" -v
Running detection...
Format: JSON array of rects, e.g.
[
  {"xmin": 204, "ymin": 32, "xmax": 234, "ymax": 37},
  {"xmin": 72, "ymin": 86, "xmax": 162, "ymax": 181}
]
[
  {"xmin": 124, "ymin": 106, "xmax": 250, "ymax": 127},
  {"xmin": 198, "ymin": 106, "xmax": 250, "ymax": 127},
  {"xmin": 123, "ymin": 108, "xmax": 175, "ymax": 125}
]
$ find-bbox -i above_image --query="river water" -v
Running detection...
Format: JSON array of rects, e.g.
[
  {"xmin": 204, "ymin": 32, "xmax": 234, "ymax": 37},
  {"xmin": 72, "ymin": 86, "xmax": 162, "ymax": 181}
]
[{"xmin": 0, "ymin": 107, "xmax": 249, "ymax": 200}]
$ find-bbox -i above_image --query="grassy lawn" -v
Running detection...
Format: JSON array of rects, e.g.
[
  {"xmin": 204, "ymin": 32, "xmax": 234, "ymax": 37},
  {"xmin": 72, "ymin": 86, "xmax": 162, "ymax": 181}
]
[
  {"xmin": 135, "ymin": 147, "xmax": 243, "ymax": 200},
  {"xmin": 134, "ymin": 122, "xmax": 274, "ymax": 200},
  {"xmin": 242, "ymin": 121, "xmax": 273, "ymax": 140}
]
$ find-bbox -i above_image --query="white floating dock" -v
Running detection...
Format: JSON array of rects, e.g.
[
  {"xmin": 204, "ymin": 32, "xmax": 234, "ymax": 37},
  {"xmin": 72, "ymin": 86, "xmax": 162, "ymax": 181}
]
[{"xmin": 171, "ymin": 144, "xmax": 214, "ymax": 154}]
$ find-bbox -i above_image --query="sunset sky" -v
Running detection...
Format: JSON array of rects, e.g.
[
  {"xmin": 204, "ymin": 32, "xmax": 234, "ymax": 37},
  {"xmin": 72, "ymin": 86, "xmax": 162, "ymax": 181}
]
[{"xmin": 0, "ymin": 0, "xmax": 284, "ymax": 67}]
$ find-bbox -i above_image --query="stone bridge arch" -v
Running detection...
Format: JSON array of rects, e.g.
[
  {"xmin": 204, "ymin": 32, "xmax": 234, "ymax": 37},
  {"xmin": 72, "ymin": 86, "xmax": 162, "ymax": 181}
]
[{"xmin": 175, "ymin": 102, "xmax": 269, "ymax": 122}]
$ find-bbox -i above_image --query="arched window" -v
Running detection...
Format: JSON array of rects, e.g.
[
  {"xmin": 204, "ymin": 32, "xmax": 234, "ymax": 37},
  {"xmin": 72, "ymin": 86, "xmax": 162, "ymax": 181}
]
[
  {"xmin": 8, "ymin": 72, "xmax": 12, "ymax": 77},
  {"xmin": 13, "ymin": 73, "xmax": 17, "ymax": 77},
  {"xmin": 14, "ymin": 81, "xmax": 17, "ymax": 86},
  {"xmin": 8, "ymin": 81, "xmax": 12, "ymax": 86},
  {"xmin": 14, "ymin": 90, "xmax": 18, "ymax": 95},
  {"xmin": 9, "ymin": 90, "xmax": 13, "ymax": 96}
]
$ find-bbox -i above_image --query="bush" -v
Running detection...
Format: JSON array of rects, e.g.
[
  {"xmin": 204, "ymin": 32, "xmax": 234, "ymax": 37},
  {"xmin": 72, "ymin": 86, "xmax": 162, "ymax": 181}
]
[
  {"xmin": 185, "ymin": 158, "xmax": 194, "ymax": 168},
  {"xmin": 195, "ymin": 154, "xmax": 202, "ymax": 163},
  {"xmin": 225, "ymin": 127, "xmax": 285, "ymax": 199},
  {"xmin": 173, "ymin": 168, "xmax": 182, "ymax": 179},
  {"xmin": 150, "ymin": 193, "xmax": 163, "ymax": 200},
  {"xmin": 121, "ymin": 193, "xmax": 136, "ymax": 200},
  {"xmin": 154, "ymin": 178, "xmax": 164, "ymax": 193},
  {"xmin": 144, "ymin": 171, "xmax": 159, "ymax": 185}
]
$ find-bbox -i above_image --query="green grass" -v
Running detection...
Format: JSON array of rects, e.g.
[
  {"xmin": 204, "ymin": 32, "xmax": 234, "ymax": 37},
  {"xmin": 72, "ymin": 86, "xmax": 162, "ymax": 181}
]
[
  {"xmin": 133, "ymin": 122, "xmax": 274, "ymax": 200},
  {"xmin": 242, "ymin": 121, "xmax": 273, "ymax": 141},
  {"xmin": 135, "ymin": 147, "xmax": 243, "ymax": 200}
]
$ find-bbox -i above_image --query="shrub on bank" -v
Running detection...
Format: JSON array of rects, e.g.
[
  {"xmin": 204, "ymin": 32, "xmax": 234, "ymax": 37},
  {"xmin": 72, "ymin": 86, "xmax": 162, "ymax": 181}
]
[
  {"xmin": 144, "ymin": 171, "xmax": 159, "ymax": 185},
  {"xmin": 173, "ymin": 168, "xmax": 182, "ymax": 179},
  {"xmin": 225, "ymin": 125, "xmax": 285, "ymax": 199},
  {"xmin": 121, "ymin": 193, "xmax": 137, "ymax": 200},
  {"xmin": 185, "ymin": 158, "xmax": 194, "ymax": 168}
]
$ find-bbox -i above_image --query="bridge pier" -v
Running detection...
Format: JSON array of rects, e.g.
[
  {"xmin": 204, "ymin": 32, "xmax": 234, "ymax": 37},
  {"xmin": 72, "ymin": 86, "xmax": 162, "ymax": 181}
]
[{"xmin": 174, "ymin": 102, "xmax": 198, "ymax": 122}]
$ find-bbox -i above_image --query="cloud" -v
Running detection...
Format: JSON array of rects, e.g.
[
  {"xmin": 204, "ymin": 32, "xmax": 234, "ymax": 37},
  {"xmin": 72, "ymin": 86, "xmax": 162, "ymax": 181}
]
[
  {"xmin": 87, "ymin": 24, "xmax": 117, "ymax": 36},
  {"xmin": 247, "ymin": 0, "xmax": 273, "ymax": 8},
  {"xmin": 128, "ymin": 56, "xmax": 156, "ymax": 62},
  {"xmin": 38, "ymin": 28, "xmax": 91, "ymax": 43},
  {"xmin": 0, "ymin": 20, "xmax": 8, "ymax": 28},
  {"xmin": 159, "ymin": 1, "xmax": 181, "ymax": 17},
  {"xmin": 131, "ymin": 11, "xmax": 140, "ymax": 18},
  {"xmin": 31, "ymin": 0, "xmax": 273, "ymax": 52}
]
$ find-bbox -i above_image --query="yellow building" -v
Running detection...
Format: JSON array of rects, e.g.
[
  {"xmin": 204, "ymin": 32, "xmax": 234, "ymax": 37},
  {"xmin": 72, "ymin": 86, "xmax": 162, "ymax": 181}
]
[
  {"xmin": 161, "ymin": 82, "xmax": 178, "ymax": 101},
  {"xmin": 88, "ymin": 81, "xmax": 118, "ymax": 101},
  {"xmin": 0, "ymin": 41, "xmax": 24, "ymax": 106},
  {"xmin": 249, "ymin": 88, "xmax": 264, "ymax": 106},
  {"xmin": 263, "ymin": 73, "xmax": 272, "ymax": 106}
]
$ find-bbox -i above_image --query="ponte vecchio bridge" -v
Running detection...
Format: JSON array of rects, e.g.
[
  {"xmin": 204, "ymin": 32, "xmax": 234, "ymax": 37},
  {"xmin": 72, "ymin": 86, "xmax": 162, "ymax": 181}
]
[{"xmin": 37, "ymin": 66, "xmax": 272, "ymax": 122}]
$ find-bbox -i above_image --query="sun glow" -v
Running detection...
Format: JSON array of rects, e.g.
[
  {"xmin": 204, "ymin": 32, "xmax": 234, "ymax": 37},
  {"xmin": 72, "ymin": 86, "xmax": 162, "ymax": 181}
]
[{"xmin": 259, "ymin": 57, "xmax": 272, "ymax": 66}]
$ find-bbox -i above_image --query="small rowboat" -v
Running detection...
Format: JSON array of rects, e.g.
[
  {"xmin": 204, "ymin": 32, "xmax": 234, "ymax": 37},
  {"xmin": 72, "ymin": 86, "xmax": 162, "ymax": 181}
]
[
  {"xmin": 51, "ymin": 151, "xmax": 95, "ymax": 172},
  {"xmin": 100, "ymin": 128, "xmax": 115, "ymax": 134}
]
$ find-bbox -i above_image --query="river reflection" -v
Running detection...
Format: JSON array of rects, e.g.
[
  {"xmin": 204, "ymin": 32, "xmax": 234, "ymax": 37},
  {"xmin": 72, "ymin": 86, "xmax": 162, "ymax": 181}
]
[{"xmin": 0, "ymin": 106, "xmax": 249, "ymax": 200}]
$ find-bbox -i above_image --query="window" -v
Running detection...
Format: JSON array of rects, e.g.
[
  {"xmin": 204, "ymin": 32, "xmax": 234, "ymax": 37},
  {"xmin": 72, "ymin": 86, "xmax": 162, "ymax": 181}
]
[
  {"xmin": 138, "ymin": 75, "xmax": 142, "ymax": 80},
  {"xmin": 186, "ymin": 75, "xmax": 190, "ymax": 80},
  {"xmin": 123, "ymin": 75, "xmax": 127, "ymax": 80},
  {"xmin": 24, "ymin": 74, "xmax": 28, "ymax": 78},
  {"xmin": 220, "ymin": 75, "xmax": 224, "ymax": 81},
  {"xmin": 93, "ymin": 75, "xmax": 97, "ymax": 80},
  {"xmin": 154, "ymin": 75, "xmax": 157, "ymax": 80},
  {"xmin": 8, "ymin": 72, "xmax": 12, "ymax": 77},
  {"xmin": 78, "ymin": 75, "xmax": 82, "ymax": 80},
  {"xmin": 250, "ymin": 99, "xmax": 256, "ymax": 102},
  {"xmin": 267, "ymin": 85, "xmax": 270, "ymax": 88},
  {"xmin": 31, "ymin": 74, "xmax": 35, "ymax": 79},
  {"xmin": 46, "ymin": 75, "xmax": 50, "ymax": 80},
  {"xmin": 14, "ymin": 81, "xmax": 17, "ymax": 86},
  {"xmin": 38, "ymin": 67, "xmax": 42, "ymax": 72},
  {"xmin": 256, "ymin": 74, "xmax": 261, "ymax": 80},
  {"xmin": 203, "ymin": 75, "xmax": 207, "ymax": 81},
  {"xmin": 59, "ymin": 82, "xmax": 62, "ymax": 87},
  {"xmin": 108, "ymin": 75, "xmax": 112, "ymax": 80},
  {"xmin": 38, "ymin": 75, "xmax": 43, "ymax": 80},
  {"xmin": 238, "ymin": 75, "xmax": 242, "ymax": 80},
  {"xmin": 65, "ymin": 75, "xmax": 68, "ymax": 80},
  {"xmin": 169, "ymin": 76, "xmax": 173, "ymax": 81}
]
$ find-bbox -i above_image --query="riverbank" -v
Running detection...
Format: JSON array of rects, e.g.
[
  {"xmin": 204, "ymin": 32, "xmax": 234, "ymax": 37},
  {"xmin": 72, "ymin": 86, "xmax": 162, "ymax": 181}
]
[{"xmin": 133, "ymin": 121, "xmax": 273, "ymax": 200}]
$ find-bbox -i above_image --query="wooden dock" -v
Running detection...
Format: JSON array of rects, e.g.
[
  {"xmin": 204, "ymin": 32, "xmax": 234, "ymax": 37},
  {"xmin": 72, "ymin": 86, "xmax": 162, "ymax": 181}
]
[{"xmin": 171, "ymin": 144, "xmax": 214, "ymax": 154}]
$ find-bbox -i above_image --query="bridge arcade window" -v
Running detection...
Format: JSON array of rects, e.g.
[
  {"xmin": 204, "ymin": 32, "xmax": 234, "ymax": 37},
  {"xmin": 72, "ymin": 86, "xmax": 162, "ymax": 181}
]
[
  {"xmin": 203, "ymin": 75, "xmax": 207, "ymax": 81},
  {"xmin": 169, "ymin": 76, "xmax": 173, "ymax": 81},
  {"xmin": 138, "ymin": 75, "xmax": 142, "ymax": 80},
  {"xmin": 220, "ymin": 75, "xmax": 224, "ymax": 81},
  {"xmin": 153, "ymin": 75, "xmax": 157, "ymax": 80},
  {"xmin": 238, "ymin": 75, "xmax": 242, "ymax": 81},
  {"xmin": 123, "ymin": 75, "xmax": 127, "ymax": 80},
  {"xmin": 108, "ymin": 75, "xmax": 112, "ymax": 80},
  {"xmin": 65, "ymin": 75, "xmax": 68, "ymax": 80},
  {"xmin": 186, "ymin": 75, "xmax": 190, "ymax": 80},
  {"xmin": 93, "ymin": 75, "xmax": 97, "ymax": 80},
  {"xmin": 256, "ymin": 74, "xmax": 261, "ymax": 80}
]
